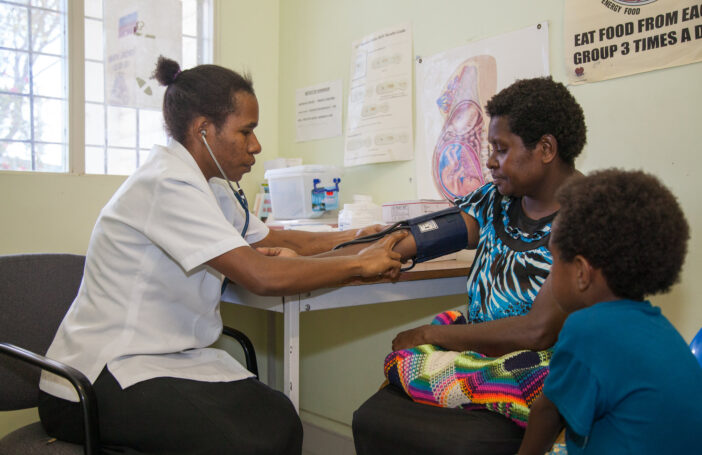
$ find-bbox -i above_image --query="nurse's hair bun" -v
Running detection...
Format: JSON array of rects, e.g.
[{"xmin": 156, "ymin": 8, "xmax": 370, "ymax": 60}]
[{"xmin": 152, "ymin": 55, "xmax": 182, "ymax": 86}]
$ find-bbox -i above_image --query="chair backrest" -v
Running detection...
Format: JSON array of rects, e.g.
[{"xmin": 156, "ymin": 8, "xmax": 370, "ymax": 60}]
[{"xmin": 0, "ymin": 253, "xmax": 85, "ymax": 411}]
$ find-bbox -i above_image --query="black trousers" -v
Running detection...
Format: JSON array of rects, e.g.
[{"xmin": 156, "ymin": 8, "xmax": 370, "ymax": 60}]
[
  {"xmin": 38, "ymin": 368, "xmax": 302, "ymax": 455},
  {"xmin": 353, "ymin": 384, "xmax": 524, "ymax": 455}
]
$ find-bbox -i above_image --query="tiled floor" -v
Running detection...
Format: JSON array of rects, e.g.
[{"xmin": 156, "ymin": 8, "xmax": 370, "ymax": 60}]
[{"xmin": 302, "ymin": 421, "xmax": 355, "ymax": 455}]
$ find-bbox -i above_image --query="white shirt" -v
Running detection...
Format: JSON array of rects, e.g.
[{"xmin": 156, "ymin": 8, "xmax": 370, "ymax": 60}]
[{"xmin": 40, "ymin": 140, "xmax": 269, "ymax": 402}]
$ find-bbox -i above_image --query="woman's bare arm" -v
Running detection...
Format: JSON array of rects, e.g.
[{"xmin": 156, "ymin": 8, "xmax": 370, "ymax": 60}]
[
  {"xmin": 392, "ymin": 276, "xmax": 568, "ymax": 356},
  {"xmin": 209, "ymin": 231, "xmax": 407, "ymax": 296}
]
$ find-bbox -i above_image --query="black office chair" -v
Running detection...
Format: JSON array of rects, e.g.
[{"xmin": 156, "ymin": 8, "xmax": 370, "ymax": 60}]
[{"xmin": 0, "ymin": 253, "xmax": 258, "ymax": 455}]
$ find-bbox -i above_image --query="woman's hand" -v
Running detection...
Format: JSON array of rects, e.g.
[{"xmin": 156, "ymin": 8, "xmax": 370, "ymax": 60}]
[
  {"xmin": 256, "ymin": 246, "xmax": 299, "ymax": 258},
  {"xmin": 356, "ymin": 230, "xmax": 407, "ymax": 280},
  {"xmin": 392, "ymin": 325, "xmax": 430, "ymax": 351}
]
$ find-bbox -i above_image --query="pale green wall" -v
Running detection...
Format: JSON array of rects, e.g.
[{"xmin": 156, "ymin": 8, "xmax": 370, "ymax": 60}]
[
  {"xmin": 278, "ymin": 0, "xmax": 702, "ymax": 437},
  {"xmin": 2, "ymin": 0, "xmax": 701, "ymax": 442}
]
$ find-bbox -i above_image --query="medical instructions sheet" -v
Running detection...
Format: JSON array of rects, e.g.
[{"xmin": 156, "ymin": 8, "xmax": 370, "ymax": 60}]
[
  {"xmin": 344, "ymin": 23, "xmax": 413, "ymax": 167},
  {"xmin": 295, "ymin": 80, "xmax": 343, "ymax": 142}
]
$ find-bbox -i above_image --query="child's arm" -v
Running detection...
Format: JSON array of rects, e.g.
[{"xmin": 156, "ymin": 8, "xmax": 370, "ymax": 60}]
[{"xmin": 518, "ymin": 394, "xmax": 564, "ymax": 455}]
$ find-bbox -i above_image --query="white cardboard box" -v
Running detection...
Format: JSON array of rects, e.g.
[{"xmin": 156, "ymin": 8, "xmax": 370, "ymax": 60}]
[{"xmin": 381, "ymin": 199, "xmax": 452, "ymax": 223}]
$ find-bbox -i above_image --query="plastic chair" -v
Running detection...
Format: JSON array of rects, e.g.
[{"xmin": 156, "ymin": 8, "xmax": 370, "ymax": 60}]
[
  {"xmin": 0, "ymin": 253, "xmax": 258, "ymax": 455},
  {"xmin": 690, "ymin": 327, "xmax": 702, "ymax": 368}
]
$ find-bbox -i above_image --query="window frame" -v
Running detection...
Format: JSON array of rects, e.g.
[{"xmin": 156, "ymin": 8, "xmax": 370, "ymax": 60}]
[{"xmin": 0, "ymin": 0, "xmax": 213, "ymax": 176}]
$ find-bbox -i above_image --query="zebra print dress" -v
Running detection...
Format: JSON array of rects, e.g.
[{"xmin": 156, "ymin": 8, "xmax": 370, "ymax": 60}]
[{"xmin": 455, "ymin": 183, "xmax": 554, "ymax": 323}]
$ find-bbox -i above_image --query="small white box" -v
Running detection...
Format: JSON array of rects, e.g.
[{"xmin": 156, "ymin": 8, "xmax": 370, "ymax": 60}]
[
  {"xmin": 264, "ymin": 165, "xmax": 342, "ymax": 219},
  {"xmin": 381, "ymin": 199, "xmax": 452, "ymax": 223}
]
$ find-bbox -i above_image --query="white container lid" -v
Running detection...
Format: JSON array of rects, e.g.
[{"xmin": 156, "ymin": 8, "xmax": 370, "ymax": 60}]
[{"xmin": 264, "ymin": 164, "xmax": 342, "ymax": 179}]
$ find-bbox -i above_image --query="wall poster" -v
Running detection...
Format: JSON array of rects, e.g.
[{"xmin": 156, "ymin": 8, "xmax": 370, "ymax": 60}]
[
  {"xmin": 565, "ymin": 0, "xmax": 702, "ymax": 84},
  {"xmin": 415, "ymin": 23, "xmax": 550, "ymax": 201}
]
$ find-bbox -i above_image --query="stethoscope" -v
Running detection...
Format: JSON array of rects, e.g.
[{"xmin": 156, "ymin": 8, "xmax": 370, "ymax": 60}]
[
  {"xmin": 200, "ymin": 129, "xmax": 249, "ymax": 238},
  {"xmin": 200, "ymin": 129, "xmax": 250, "ymax": 296}
]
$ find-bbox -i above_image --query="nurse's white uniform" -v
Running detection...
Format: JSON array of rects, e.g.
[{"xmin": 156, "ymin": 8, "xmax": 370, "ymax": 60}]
[{"xmin": 40, "ymin": 140, "xmax": 268, "ymax": 401}]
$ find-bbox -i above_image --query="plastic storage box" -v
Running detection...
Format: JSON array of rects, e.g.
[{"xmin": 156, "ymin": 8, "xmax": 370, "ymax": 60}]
[{"xmin": 264, "ymin": 165, "xmax": 342, "ymax": 219}]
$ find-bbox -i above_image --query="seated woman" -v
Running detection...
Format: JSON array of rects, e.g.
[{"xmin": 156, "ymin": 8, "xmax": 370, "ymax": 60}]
[{"xmin": 353, "ymin": 76, "xmax": 587, "ymax": 455}]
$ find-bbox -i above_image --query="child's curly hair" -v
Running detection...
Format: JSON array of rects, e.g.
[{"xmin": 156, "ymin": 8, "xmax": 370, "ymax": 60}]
[
  {"xmin": 552, "ymin": 169, "xmax": 689, "ymax": 301},
  {"xmin": 485, "ymin": 77, "xmax": 586, "ymax": 166}
]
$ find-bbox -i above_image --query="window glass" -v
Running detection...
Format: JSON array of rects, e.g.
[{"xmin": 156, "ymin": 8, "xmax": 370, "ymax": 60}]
[
  {"xmin": 84, "ymin": 18, "xmax": 103, "ymax": 61},
  {"xmin": 107, "ymin": 147, "xmax": 136, "ymax": 175},
  {"xmin": 85, "ymin": 146, "xmax": 105, "ymax": 174},
  {"xmin": 1, "ymin": 141, "xmax": 31, "ymax": 171},
  {"xmin": 33, "ymin": 97, "xmax": 66, "ymax": 142},
  {"xmin": 32, "ymin": 54, "xmax": 65, "ymax": 97},
  {"xmin": 0, "ymin": 0, "xmax": 66, "ymax": 172},
  {"xmin": 0, "ymin": 4, "xmax": 29, "ymax": 50},
  {"xmin": 0, "ymin": 0, "xmax": 211, "ymax": 174},
  {"xmin": 85, "ymin": 103, "xmax": 105, "ymax": 146},
  {"xmin": 31, "ymin": 8, "xmax": 64, "ymax": 55},
  {"xmin": 107, "ymin": 106, "xmax": 136, "ymax": 148},
  {"xmin": 85, "ymin": 61, "xmax": 104, "ymax": 102},
  {"xmin": 139, "ymin": 109, "xmax": 167, "ymax": 149},
  {"xmin": 0, "ymin": 49, "xmax": 30, "ymax": 94},
  {"xmin": 35, "ymin": 142, "xmax": 66, "ymax": 172},
  {"xmin": 84, "ymin": 0, "xmax": 102, "ymax": 18},
  {"xmin": 0, "ymin": 94, "xmax": 31, "ymax": 140}
]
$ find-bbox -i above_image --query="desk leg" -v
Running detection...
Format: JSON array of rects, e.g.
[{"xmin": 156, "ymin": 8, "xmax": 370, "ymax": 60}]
[{"xmin": 283, "ymin": 296, "xmax": 300, "ymax": 412}]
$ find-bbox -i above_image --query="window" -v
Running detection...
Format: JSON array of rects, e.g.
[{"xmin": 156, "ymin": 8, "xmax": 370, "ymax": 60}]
[
  {"xmin": 0, "ymin": 0, "xmax": 212, "ymax": 175},
  {"xmin": 0, "ymin": 0, "xmax": 68, "ymax": 172}
]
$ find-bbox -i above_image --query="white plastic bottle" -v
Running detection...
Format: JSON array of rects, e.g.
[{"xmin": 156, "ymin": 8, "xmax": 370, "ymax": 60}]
[{"xmin": 338, "ymin": 194, "xmax": 383, "ymax": 231}]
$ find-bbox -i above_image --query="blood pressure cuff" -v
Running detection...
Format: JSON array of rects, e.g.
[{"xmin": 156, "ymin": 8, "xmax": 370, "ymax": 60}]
[{"xmin": 408, "ymin": 205, "xmax": 468, "ymax": 263}]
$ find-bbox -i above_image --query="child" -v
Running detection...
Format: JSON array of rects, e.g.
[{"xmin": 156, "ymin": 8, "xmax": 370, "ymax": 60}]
[{"xmin": 518, "ymin": 169, "xmax": 702, "ymax": 454}]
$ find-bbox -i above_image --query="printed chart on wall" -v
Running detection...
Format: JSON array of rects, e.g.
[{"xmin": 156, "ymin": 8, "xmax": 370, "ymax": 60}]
[
  {"xmin": 565, "ymin": 0, "xmax": 702, "ymax": 85},
  {"xmin": 415, "ymin": 23, "xmax": 549, "ymax": 201},
  {"xmin": 344, "ymin": 23, "xmax": 413, "ymax": 167},
  {"xmin": 104, "ymin": 0, "xmax": 181, "ymax": 108}
]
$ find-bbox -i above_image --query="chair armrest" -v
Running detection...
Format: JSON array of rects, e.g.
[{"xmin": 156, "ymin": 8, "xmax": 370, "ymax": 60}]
[
  {"xmin": 221, "ymin": 326, "xmax": 259, "ymax": 378},
  {"xmin": 0, "ymin": 342, "xmax": 99, "ymax": 455}
]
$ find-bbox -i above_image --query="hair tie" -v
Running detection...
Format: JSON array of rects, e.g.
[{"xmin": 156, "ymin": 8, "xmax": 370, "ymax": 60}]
[{"xmin": 173, "ymin": 69, "xmax": 182, "ymax": 83}]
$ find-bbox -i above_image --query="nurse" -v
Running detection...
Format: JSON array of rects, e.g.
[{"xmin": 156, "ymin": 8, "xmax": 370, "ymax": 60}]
[{"xmin": 37, "ymin": 56, "xmax": 406, "ymax": 455}]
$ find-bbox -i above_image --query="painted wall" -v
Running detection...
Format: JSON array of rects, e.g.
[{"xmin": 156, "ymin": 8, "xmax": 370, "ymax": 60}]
[
  {"xmin": 277, "ymin": 0, "xmax": 702, "ymax": 436},
  {"xmin": 2, "ymin": 0, "xmax": 701, "ymax": 442}
]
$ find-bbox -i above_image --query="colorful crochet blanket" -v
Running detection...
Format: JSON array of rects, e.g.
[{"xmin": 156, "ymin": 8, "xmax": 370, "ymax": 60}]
[{"xmin": 384, "ymin": 310, "xmax": 551, "ymax": 428}]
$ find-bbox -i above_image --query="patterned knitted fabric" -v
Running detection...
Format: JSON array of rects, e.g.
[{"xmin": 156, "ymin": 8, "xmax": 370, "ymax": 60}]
[{"xmin": 384, "ymin": 310, "xmax": 551, "ymax": 428}]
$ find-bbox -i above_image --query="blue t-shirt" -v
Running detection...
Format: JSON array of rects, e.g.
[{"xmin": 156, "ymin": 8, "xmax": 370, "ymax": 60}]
[
  {"xmin": 455, "ymin": 183, "xmax": 554, "ymax": 323},
  {"xmin": 544, "ymin": 299, "xmax": 702, "ymax": 454}
]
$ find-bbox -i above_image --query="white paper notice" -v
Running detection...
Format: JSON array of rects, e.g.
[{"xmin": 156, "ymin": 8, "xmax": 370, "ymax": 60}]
[
  {"xmin": 344, "ymin": 23, "xmax": 413, "ymax": 167},
  {"xmin": 295, "ymin": 80, "xmax": 342, "ymax": 142},
  {"xmin": 104, "ymin": 0, "xmax": 181, "ymax": 109}
]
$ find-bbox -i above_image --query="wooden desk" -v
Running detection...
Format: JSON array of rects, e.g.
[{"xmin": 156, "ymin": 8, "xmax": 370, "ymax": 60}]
[{"xmin": 221, "ymin": 260, "xmax": 471, "ymax": 410}]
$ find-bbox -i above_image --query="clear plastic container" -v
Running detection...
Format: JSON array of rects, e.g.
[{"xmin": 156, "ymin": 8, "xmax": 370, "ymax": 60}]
[{"xmin": 264, "ymin": 165, "xmax": 342, "ymax": 219}]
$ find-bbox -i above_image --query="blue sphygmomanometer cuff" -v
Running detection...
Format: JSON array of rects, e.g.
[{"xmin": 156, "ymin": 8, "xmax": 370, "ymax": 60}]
[{"xmin": 408, "ymin": 206, "xmax": 468, "ymax": 263}]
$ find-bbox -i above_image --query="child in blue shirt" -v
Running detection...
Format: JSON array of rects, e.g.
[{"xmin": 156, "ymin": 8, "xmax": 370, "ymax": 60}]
[{"xmin": 518, "ymin": 169, "xmax": 702, "ymax": 454}]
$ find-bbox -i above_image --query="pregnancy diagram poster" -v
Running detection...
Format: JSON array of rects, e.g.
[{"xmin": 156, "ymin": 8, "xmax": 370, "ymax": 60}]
[
  {"xmin": 344, "ymin": 23, "xmax": 413, "ymax": 167},
  {"xmin": 415, "ymin": 23, "xmax": 549, "ymax": 201}
]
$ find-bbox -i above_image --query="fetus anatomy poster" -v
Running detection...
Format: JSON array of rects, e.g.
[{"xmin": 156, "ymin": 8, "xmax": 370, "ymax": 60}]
[
  {"xmin": 104, "ymin": 0, "xmax": 181, "ymax": 109},
  {"xmin": 415, "ymin": 24, "xmax": 549, "ymax": 201},
  {"xmin": 344, "ymin": 23, "xmax": 413, "ymax": 167}
]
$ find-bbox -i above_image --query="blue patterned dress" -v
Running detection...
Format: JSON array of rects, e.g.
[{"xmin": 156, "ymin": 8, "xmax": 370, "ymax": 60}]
[{"xmin": 455, "ymin": 183, "xmax": 554, "ymax": 323}]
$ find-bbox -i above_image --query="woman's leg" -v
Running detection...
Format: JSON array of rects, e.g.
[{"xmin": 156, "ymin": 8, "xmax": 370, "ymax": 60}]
[{"xmin": 39, "ymin": 368, "xmax": 302, "ymax": 454}]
